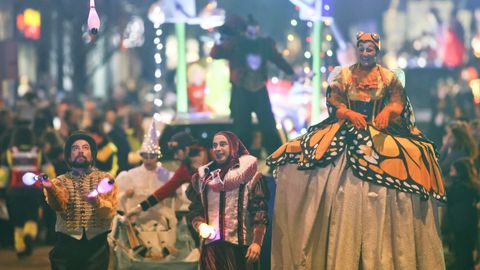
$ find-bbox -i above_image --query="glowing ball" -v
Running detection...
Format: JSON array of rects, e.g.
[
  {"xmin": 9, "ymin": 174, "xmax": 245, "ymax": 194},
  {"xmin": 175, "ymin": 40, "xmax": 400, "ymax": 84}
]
[
  {"xmin": 88, "ymin": 178, "xmax": 114, "ymax": 198},
  {"xmin": 22, "ymin": 172, "xmax": 37, "ymax": 186}
]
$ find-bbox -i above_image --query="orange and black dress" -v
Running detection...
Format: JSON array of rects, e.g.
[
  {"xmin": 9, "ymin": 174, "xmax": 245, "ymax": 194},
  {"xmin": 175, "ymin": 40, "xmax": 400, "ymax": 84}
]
[{"xmin": 267, "ymin": 64, "xmax": 446, "ymax": 270}]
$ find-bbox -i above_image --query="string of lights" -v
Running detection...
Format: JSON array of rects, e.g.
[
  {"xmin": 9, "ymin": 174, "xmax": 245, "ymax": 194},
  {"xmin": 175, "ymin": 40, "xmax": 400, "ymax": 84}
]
[
  {"xmin": 152, "ymin": 24, "xmax": 164, "ymax": 122},
  {"xmin": 147, "ymin": 2, "xmax": 166, "ymax": 122}
]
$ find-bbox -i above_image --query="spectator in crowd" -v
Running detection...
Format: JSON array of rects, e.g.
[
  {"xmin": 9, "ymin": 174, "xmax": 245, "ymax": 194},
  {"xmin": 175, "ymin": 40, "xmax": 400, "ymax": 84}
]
[
  {"xmin": 0, "ymin": 109, "xmax": 13, "ymax": 157},
  {"xmin": 105, "ymin": 108, "xmax": 131, "ymax": 173},
  {"xmin": 86, "ymin": 126, "xmax": 119, "ymax": 177},
  {"xmin": 441, "ymin": 8, "xmax": 466, "ymax": 67},
  {"xmin": 125, "ymin": 111, "xmax": 145, "ymax": 166},
  {"xmin": 440, "ymin": 121, "xmax": 478, "ymax": 184},
  {"xmin": 2, "ymin": 126, "xmax": 55, "ymax": 258},
  {"xmin": 444, "ymin": 158, "xmax": 479, "ymax": 270}
]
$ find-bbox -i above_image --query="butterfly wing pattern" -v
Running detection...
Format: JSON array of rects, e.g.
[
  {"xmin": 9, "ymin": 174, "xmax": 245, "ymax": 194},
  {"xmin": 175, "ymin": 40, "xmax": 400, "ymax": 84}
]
[{"xmin": 267, "ymin": 121, "xmax": 446, "ymax": 202}]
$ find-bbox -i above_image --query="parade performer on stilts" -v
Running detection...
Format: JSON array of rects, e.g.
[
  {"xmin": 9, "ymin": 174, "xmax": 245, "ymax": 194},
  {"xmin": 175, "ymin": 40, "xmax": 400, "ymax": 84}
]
[{"xmin": 267, "ymin": 32, "xmax": 446, "ymax": 270}]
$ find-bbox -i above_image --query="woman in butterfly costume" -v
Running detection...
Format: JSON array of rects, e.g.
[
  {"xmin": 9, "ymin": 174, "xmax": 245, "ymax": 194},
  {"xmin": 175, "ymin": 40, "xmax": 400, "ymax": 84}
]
[{"xmin": 267, "ymin": 32, "xmax": 446, "ymax": 270}]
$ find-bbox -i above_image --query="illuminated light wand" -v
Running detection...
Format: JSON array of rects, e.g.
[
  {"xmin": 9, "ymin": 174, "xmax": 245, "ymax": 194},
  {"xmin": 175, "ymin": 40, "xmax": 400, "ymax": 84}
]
[
  {"xmin": 87, "ymin": 178, "xmax": 115, "ymax": 198},
  {"xmin": 22, "ymin": 172, "xmax": 48, "ymax": 186}
]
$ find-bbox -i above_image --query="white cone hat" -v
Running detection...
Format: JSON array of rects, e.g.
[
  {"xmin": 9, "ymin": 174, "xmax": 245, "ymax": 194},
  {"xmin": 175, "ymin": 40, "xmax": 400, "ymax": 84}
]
[{"xmin": 140, "ymin": 119, "xmax": 162, "ymax": 157}]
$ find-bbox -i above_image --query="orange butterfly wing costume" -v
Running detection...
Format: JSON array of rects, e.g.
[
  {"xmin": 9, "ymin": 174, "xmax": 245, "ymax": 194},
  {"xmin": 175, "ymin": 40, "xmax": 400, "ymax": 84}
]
[{"xmin": 267, "ymin": 65, "xmax": 446, "ymax": 202}]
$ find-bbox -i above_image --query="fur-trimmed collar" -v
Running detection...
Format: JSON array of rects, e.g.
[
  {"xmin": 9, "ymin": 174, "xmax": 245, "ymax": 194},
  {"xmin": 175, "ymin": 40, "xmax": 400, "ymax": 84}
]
[{"xmin": 199, "ymin": 155, "xmax": 258, "ymax": 192}]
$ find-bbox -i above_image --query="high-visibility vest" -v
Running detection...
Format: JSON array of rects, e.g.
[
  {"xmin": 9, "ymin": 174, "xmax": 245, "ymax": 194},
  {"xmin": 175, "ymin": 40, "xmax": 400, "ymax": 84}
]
[{"xmin": 7, "ymin": 146, "xmax": 41, "ymax": 188}]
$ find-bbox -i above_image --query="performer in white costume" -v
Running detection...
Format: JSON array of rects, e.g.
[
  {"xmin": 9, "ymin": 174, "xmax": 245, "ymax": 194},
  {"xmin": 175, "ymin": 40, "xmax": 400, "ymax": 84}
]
[{"xmin": 116, "ymin": 120, "xmax": 177, "ymax": 244}]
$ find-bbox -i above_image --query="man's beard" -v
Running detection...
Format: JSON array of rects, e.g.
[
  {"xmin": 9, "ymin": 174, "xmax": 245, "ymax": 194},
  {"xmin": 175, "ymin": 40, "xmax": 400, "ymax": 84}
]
[{"xmin": 71, "ymin": 156, "xmax": 92, "ymax": 168}]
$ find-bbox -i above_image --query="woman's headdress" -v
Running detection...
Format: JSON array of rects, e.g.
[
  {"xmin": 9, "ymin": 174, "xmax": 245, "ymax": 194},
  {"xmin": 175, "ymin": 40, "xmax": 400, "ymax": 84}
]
[
  {"xmin": 213, "ymin": 131, "xmax": 249, "ymax": 160},
  {"xmin": 356, "ymin": 32, "xmax": 381, "ymax": 51}
]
